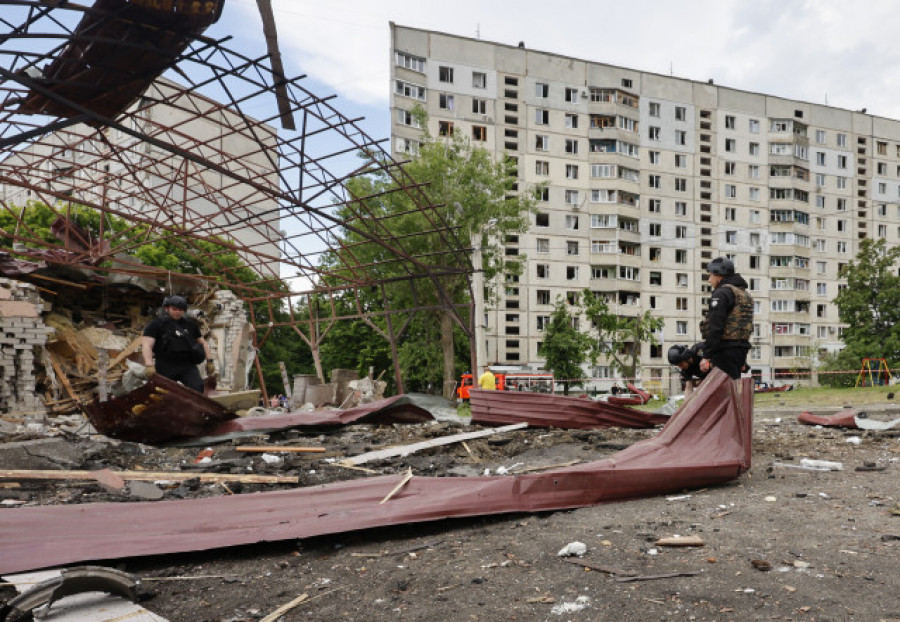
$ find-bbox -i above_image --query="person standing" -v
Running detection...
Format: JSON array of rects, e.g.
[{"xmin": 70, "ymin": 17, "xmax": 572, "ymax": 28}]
[
  {"xmin": 141, "ymin": 295, "xmax": 213, "ymax": 393},
  {"xmin": 478, "ymin": 365, "xmax": 497, "ymax": 390},
  {"xmin": 699, "ymin": 257, "xmax": 753, "ymax": 379}
]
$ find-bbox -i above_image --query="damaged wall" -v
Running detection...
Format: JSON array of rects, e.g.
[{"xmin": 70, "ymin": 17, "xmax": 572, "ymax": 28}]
[{"xmin": 0, "ymin": 278, "xmax": 54, "ymax": 418}]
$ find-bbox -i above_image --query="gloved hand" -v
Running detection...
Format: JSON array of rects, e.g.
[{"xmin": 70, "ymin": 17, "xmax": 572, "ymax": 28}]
[
  {"xmin": 143, "ymin": 365, "xmax": 156, "ymax": 378},
  {"xmin": 205, "ymin": 359, "xmax": 216, "ymax": 375}
]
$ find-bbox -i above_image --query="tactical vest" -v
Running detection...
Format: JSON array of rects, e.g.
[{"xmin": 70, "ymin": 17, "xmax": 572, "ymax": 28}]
[{"xmin": 721, "ymin": 284, "xmax": 754, "ymax": 341}]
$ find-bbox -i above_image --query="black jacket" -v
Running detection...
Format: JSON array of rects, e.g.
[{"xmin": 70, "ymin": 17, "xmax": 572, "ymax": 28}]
[{"xmin": 703, "ymin": 274, "xmax": 751, "ymax": 355}]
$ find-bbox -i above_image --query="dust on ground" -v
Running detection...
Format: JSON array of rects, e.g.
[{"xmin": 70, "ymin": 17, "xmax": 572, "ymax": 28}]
[{"xmin": 1, "ymin": 400, "xmax": 899, "ymax": 622}]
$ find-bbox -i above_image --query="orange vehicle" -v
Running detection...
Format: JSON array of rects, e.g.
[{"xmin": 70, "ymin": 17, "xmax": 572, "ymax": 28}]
[{"xmin": 457, "ymin": 372, "xmax": 554, "ymax": 400}]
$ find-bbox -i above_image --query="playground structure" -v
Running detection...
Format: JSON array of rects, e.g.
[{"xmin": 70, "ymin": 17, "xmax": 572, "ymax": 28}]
[{"xmin": 855, "ymin": 358, "xmax": 892, "ymax": 387}]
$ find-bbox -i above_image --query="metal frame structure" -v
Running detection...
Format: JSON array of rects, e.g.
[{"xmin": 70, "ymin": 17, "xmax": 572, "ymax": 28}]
[{"xmin": 0, "ymin": 1, "xmax": 476, "ymax": 394}]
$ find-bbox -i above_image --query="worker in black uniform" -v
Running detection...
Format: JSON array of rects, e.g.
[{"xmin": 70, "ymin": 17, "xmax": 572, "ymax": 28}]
[
  {"xmin": 699, "ymin": 257, "xmax": 753, "ymax": 379},
  {"xmin": 141, "ymin": 295, "xmax": 214, "ymax": 393},
  {"xmin": 667, "ymin": 342, "xmax": 708, "ymax": 395}
]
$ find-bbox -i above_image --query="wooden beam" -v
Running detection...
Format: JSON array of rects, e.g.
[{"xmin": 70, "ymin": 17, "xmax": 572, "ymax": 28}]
[
  {"xmin": 235, "ymin": 446, "xmax": 326, "ymax": 453},
  {"xmin": 341, "ymin": 423, "xmax": 527, "ymax": 466},
  {"xmin": 107, "ymin": 336, "xmax": 143, "ymax": 370}
]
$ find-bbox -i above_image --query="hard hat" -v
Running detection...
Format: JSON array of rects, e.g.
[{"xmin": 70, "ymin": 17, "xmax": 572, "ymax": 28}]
[
  {"xmin": 707, "ymin": 256, "xmax": 735, "ymax": 276},
  {"xmin": 668, "ymin": 344, "xmax": 690, "ymax": 365},
  {"xmin": 162, "ymin": 295, "xmax": 188, "ymax": 310}
]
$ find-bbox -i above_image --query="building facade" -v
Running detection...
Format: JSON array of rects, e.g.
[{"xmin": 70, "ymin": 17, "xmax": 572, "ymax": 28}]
[{"xmin": 389, "ymin": 23, "xmax": 900, "ymax": 393}]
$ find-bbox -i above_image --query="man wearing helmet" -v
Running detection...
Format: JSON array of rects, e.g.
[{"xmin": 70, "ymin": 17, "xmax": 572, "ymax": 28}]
[
  {"xmin": 667, "ymin": 342, "xmax": 707, "ymax": 395},
  {"xmin": 699, "ymin": 257, "xmax": 754, "ymax": 379},
  {"xmin": 141, "ymin": 295, "xmax": 213, "ymax": 393}
]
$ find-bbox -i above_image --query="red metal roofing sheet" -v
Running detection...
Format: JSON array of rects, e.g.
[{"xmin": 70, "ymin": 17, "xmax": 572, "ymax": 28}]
[
  {"xmin": 0, "ymin": 371, "xmax": 752, "ymax": 574},
  {"xmin": 470, "ymin": 389, "xmax": 668, "ymax": 429},
  {"xmin": 797, "ymin": 408, "xmax": 860, "ymax": 428}
]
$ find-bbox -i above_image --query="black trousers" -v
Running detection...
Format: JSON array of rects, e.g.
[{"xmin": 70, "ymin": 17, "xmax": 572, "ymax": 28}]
[
  {"xmin": 156, "ymin": 359, "xmax": 203, "ymax": 393},
  {"xmin": 710, "ymin": 346, "xmax": 749, "ymax": 379}
]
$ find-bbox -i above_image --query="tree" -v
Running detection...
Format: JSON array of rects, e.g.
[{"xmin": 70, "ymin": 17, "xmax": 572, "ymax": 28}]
[
  {"xmin": 581, "ymin": 290, "xmax": 664, "ymax": 381},
  {"xmin": 541, "ymin": 299, "xmax": 592, "ymax": 395},
  {"xmin": 325, "ymin": 106, "xmax": 538, "ymax": 396},
  {"xmin": 833, "ymin": 237, "xmax": 900, "ymax": 365}
]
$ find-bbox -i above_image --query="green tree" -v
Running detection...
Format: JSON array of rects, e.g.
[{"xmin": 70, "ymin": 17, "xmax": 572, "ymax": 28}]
[
  {"xmin": 833, "ymin": 238, "xmax": 900, "ymax": 366},
  {"xmin": 324, "ymin": 106, "xmax": 538, "ymax": 395},
  {"xmin": 541, "ymin": 298, "xmax": 592, "ymax": 395},
  {"xmin": 581, "ymin": 290, "xmax": 664, "ymax": 381}
]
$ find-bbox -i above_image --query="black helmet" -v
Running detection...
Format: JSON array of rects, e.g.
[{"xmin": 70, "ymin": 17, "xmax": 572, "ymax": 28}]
[
  {"xmin": 668, "ymin": 344, "xmax": 690, "ymax": 365},
  {"xmin": 707, "ymin": 256, "xmax": 735, "ymax": 276},
  {"xmin": 162, "ymin": 295, "xmax": 188, "ymax": 310}
]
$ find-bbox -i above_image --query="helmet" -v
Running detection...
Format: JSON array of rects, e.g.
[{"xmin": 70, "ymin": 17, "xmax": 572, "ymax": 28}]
[
  {"xmin": 667, "ymin": 344, "xmax": 690, "ymax": 365},
  {"xmin": 707, "ymin": 256, "xmax": 735, "ymax": 276},
  {"xmin": 162, "ymin": 295, "xmax": 188, "ymax": 310}
]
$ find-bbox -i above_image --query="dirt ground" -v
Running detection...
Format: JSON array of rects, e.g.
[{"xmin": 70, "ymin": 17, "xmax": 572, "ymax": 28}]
[{"xmin": 2, "ymin": 399, "xmax": 899, "ymax": 622}]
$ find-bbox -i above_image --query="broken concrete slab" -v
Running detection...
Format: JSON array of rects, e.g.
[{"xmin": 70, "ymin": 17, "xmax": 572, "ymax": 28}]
[{"xmin": 0, "ymin": 438, "xmax": 83, "ymax": 471}]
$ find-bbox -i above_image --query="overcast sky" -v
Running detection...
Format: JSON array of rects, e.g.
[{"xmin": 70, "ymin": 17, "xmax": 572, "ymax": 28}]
[{"xmin": 222, "ymin": 0, "xmax": 900, "ymax": 135}]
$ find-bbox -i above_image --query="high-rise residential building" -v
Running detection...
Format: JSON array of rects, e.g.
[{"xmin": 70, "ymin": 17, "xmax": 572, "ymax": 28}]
[{"xmin": 390, "ymin": 23, "xmax": 898, "ymax": 393}]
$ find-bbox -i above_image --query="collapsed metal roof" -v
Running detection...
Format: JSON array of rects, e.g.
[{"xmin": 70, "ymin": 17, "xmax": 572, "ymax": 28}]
[{"xmin": 0, "ymin": 371, "xmax": 753, "ymax": 575}]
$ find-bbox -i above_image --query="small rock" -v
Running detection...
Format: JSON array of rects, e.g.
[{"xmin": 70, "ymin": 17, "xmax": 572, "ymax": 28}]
[
  {"xmin": 751, "ymin": 559, "xmax": 772, "ymax": 571},
  {"xmin": 557, "ymin": 541, "xmax": 588, "ymax": 557}
]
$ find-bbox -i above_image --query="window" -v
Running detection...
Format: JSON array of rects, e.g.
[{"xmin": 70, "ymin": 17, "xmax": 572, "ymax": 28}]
[
  {"xmin": 675, "ymin": 201, "xmax": 687, "ymax": 216},
  {"xmin": 537, "ymin": 315, "xmax": 550, "ymax": 330},
  {"xmin": 566, "ymin": 266, "xmax": 579, "ymax": 280},
  {"xmin": 749, "ymin": 119, "xmax": 760, "ymax": 133},
  {"xmin": 537, "ymin": 290, "xmax": 550, "ymax": 304},
  {"xmin": 648, "ymin": 198, "xmax": 661, "ymax": 213},
  {"xmin": 815, "ymin": 173, "xmax": 826, "ymax": 187},
  {"xmin": 535, "ymin": 109, "xmax": 549, "ymax": 125},
  {"xmin": 725, "ymin": 161, "xmax": 736, "ymax": 175},
  {"xmin": 675, "ymin": 154, "xmax": 687, "ymax": 168},
  {"xmin": 396, "ymin": 108, "xmax": 421, "ymax": 128},
  {"xmin": 837, "ymin": 155, "xmax": 848, "ymax": 169},
  {"xmin": 648, "ymin": 126, "xmax": 661, "ymax": 141},
  {"xmin": 566, "ymin": 164, "xmax": 579, "ymax": 179},
  {"xmin": 649, "ymin": 150, "xmax": 660, "ymax": 165},
  {"xmin": 395, "ymin": 137, "xmax": 420, "ymax": 154},
  {"xmin": 395, "ymin": 80, "xmax": 425, "ymax": 101},
  {"xmin": 749, "ymin": 187, "xmax": 760, "ymax": 201},
  {"xmin": 536, "ymin": 264, "xmax": 549, "ymax": 279},
  {"xmin": 749, "ymin": 164, "xmax": 760, "ymax": 178},
  {"xmin": 677, "ymin": 273, "xmax": 688, "ymax": 287},
  {"xmin": 817, "ymin": 283, "xmax": 827, "ymax": 296},
  {"xmin": 472, "ymin": 125, "xmax": 486, "ymax": 141},
  {"xmin": 749, "ymin": 142, "xmax": 760, "ymax": 156},
  {"xmin": 675, "ymin": 130, "xmax": 687, "ymax": 145},
  {"xmin": 439, "ymin": 93, "xmax": 454, "ymax": 110},
  {"xmin": 565, "ymin": 139, "xmax": 579, "ymax": 154},
  {"xmin": 472, "ymin": 98, "xmax": 487, "ymax": 114},
  {"xmin": 725, "ymin": 138, "xmax": 736, "ymax": 152},
  {"xmin": 750, "ymin": 209, "xmax": 760, "ymax": 224},
  {"xmin": 837, "ymin": 198, "xmax": 846, "ymax": 211},
  {"xmin": 565, "ymin": 87, "xmax": 579, "ymax": 102},
  {"xmin": 649, "ymin": 271, "xmax": 662, "ymax": 286},
  {"xmin": 676, "ymin": 249, "xmax": 687, "ymax": 263},
  {"xmin": 395, "ymin": 52, "xmax": 425, "ymax": 72},
  {"xmin": 536, "ymin": 238, "xmax": 549, "ymax": 253},
  {"xmin": 725, "ymin": 115, "xmax": 736, "ymax": 129},
  {"xmin": 675, "ymin": 225, "xmax": 687, "ymax": 238},
  {"xmin": 676, "ymin": 321, "xmax": 688, "ymax": 335},
  {"xmin": 537, "ymin": 187, "xmax": 549, "ymax": 201},
  {"xmin": 535, "ymin": 135, "xmax": 549, "ymax": 151},
  {"xmin": 837, "ymin": 133, "xmax": 847, "ymax": 147},
  {"xmin": 536, "ymin": 213, "xmax": 549, "ymax": 227},
  {"xmin": 472, "ymin": 71, "xmax": 486, "ymax": 88},
  {"xmin": 535, "ymin": 82, "xmax": 549, "ymax": 98},
  {"xmin": 649, "ymin": 102, "xmax": 661, "ymax": 117},
  {"xmin": 648, "ymin": 174, "xmax": 661, "ymax": 189},
  {"xmin": 726, "ymin": 230, "xmax": 737, "ymax": 244},
  {"xmin": 725, "ymin": 207, "xmax": 736, "ymax": 221},
  {"xmin": 725, "ymin": 184, "xmax": 736, "ymax": 198},
  {"xmin": 649, "ymin": 223, "xmax": 661, "ymax": 236},
  {"xmin": 565, "ymin": 214, "xmax": 580, "ymax": 229},
  {"xmin": 836, "ymin": 240, "xmax": 847, "ymax": 253},
  {"xmin": 675, "ymin": 106, "xmax": 687, "ymax": 121},
  {"xmin": 567, "ymin": 241, "xmax": 579, "ymax": 255},
  {"xmin": 565, "ymin": 113, "xmax": 578, "ymax": 129},
  {"xmin": 438, "ymin": 121, "xmax": 454, "ymax": 136},
  {"xmin": 837, "ymin": 177, "xmax": 847, "ymax": 189},
  {"xmin": 815, "ymin": 129, "xmax": 825, "ymax": 144},
  {"xmin": 591, "ymin": 164, "xmax": 615, "ymax": 178},
  {"xmin": 535, "ymin": 160, "xmax": 549, "ymax": 176},
  {"xmin": 565, "ymin": 190, "xmax": 580, "ymax": 205},
  {"xmin": 837, "ymin": 219, "xmax": 846, "ymax": 232},
  {"xmin": 675, "ymin": 178, "xmax": 687, "ymax": 191}
]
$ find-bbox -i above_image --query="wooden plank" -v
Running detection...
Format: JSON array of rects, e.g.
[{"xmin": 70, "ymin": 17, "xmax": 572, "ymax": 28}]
[
  {"xmin": 235, "ymin": 446, "xmax": 326, "ymax": 453},
  {"xmin": 379, "ymin": 467, "xmax": 413, "ymax": 504},
  {"xmin": 0, "ymin": 469, "xmax": 299, "ymax": 485},
  {"xmin": 341, "ymin": 423, "xmax": 527, "ymax": 466},
  {"xmin": 107, "ymin": 336, "xmax": 143, "ymax": 370},
  {"xmin": 48, "ymin": 353, "xmax": 79, "ymax": 403}
]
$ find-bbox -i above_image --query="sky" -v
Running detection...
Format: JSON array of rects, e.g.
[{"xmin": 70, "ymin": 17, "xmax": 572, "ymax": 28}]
[{"xmin": 221, "ymin": 0, "xmax": 900, "ymax": 140}]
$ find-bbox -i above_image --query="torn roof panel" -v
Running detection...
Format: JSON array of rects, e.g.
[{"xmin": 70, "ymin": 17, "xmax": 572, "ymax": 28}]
[
  {"xmin": 82, "ymin": 374, "xmax": 235, "ymax": 444},
  {"xmin": 0, "ymin": 371, "xmax": 752, "ymax": 575},
  {"xmin": 470, "ymin": 389, "xmax": 668, "ymax": 429}
]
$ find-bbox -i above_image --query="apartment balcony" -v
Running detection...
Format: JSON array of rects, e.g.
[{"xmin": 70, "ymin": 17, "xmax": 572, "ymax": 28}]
[{"xmin": 616, "ymin": 228, "xmax": 641, "ymax": 245}]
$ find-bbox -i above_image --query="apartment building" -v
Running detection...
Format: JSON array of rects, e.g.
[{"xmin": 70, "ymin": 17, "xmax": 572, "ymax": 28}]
[{"xmin": 389, "ymin": 23, "xmax": 900, "ymax": 391}]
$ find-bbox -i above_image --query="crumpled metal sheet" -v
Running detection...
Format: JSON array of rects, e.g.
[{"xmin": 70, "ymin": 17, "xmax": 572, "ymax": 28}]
[
  {"xmin": 798, "ymin": 408, "xmax": 900, "ymax": 430},
  {"xmin": 0, "ymin": 371, "xmax": 752, "ymax": 575},
  {"xmin": 206, "ymin": 395, "xmax": 434, "ymax": 436},
  {"xmin": 82, "ymin": 374, "xmax": 235, "ymax": 444},
  {"xmin": 470, "ymin": 389, "xmax": 668, "ymax": 429}
]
